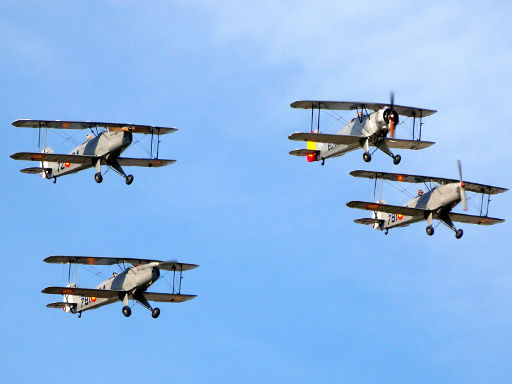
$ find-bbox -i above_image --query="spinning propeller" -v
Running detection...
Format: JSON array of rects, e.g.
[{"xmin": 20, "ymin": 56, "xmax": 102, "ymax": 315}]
[
  {"xmin": 457, "ymin": 160, "xmax": 468, "ymax": 211},
  {"xmin": 383, "ymin": 92, "xmax": 399, "ymax": 138}
]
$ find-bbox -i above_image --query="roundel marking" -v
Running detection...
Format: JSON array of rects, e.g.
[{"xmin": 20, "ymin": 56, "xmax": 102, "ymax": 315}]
[
  {"xmin": 397, "ymin": 175, "xmax": 404, "ymax": 182},
  {"xmin": 65, "ymin": 162, "xmax": 70, "ymax": 167},
  {"xmin": 398, "ymin": 214, "xmax": 403, "ymax": 220},
  {"xmin": 365, "ymin": 203, "xmax": 381, "ymax": 210},
  {"xmin": 31, "ymin": 154, "xmax": 47, "ymax": 160},
  {"xmin": 91, "ymin": 297, "xmax": 97, "ymax": 302}
]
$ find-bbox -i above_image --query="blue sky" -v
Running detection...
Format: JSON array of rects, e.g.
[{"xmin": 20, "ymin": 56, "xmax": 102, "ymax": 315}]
[{"xmin": 1, "ymin": 1, "xmax": 511, "ymax": 383}]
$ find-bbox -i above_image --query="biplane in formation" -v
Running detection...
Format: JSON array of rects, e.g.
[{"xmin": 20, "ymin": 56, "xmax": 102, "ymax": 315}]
[
  {"xmin": 346, "ymin": 161, "xmax": 507, "ymax": 238},
  {"xmin": 42, "ymin": 256, "xmax": 198, "ymax": 318},
  {"xmin": 289, "ymin": 94, "xmax": 436, "ymax": 165},
  {"xmin": 10, "ymin": 119, "xmax": 177, "ymax": 184}
]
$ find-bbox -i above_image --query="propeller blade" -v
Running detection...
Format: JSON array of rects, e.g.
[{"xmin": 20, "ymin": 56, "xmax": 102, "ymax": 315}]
[
  {"xmin": 389, "ymin": 91, "xmax": 396, "ymax": 138},
  {"xmin": 457, "ymin": 160, "xmax": 468, "ymax": 211}
]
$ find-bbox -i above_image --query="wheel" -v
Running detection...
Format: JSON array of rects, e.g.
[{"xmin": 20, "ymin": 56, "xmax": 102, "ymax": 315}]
[
  {"xmin": 393, "ymin": 154, "xmax": 401, "ymax": 165},
  {"xmin": 152, "ymin": 308, "xmax": 160, "ymax": 318},
  {"xmin": 122, "ymin": 306, "xmax": 131, "ymax": 317},
  {"xmin": 426, "ymin": 225, "xmax": 434, "ymax": 236},
  {"xmin": 94, "ymin": 172, "xmax": 103, "ymax": 183},
  {"xmin": 455, "ymin": 229, "xmax": 463, "ymax": 239},
  {"xmin": 363, "ymin": 152, "xmax": 372, "ymax": 162},
  {"xmin": 125, "ymin": 175, "xmax": 134, "ymax": 185}
]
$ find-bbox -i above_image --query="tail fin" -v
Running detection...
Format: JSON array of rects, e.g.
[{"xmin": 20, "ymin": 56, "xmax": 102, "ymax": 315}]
[
  {"xmin": 63, "ymin": 283, "xmax": 79, "ymax": 313},
  {"xmin": 306, "ymin": 140, "xmax": 318, "ymax": 162},
  {"xmin": 40, "ymin": 147, "xmax": 53, "ymax": 179},
  {"xmin": 371, "ymin": 200, "xmax": 386, "ymax": 229}
]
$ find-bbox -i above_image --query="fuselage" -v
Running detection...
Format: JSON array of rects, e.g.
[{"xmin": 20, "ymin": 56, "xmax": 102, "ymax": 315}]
[
  {"xmin": 42, "ymin": 131, "xmax": 132, "ymax": 179},
  {"xmin": 317, "ymin": 109, "xmax": 391, "ymax": 159},
  {"xmin": 64, "ymin": 264, "xmax": 160, "ymax": 314},
  {"xmin": 378, "ymin": 183, "xmax": 462, "ymax": 229}
]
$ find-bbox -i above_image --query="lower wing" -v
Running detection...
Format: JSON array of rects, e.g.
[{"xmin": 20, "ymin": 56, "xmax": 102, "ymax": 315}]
[
  {"xmin": 11, "ymin": 152, "xmax": 97, "ymax": 164},
  {"xmin": 346, "ymin": 201, "xmax": 426, "ymax": 217},
  {"xmin": 116, "ymin": 157, "xmax": 176, "ymax": 167},
  {"xmin": 289, "ymin": 149, "xmax": 320, "ymax": 157},
  {"xmin": 143, "ymin": 292, "xmax": 197, "ymax": 303},
  {"xmin": 288, "ymin": 132, "xmax": 362, "ymax": 145},
  {"xmin": 446, "ymin": 212, "xmax": 505, "ymax": 225},
  {"xmin": 384, "ymin": 138, "xmax": 435, "ymax": 150},
  {"xmin": 42, "ymin": 286, "xmax": 123, "ymax": 298}
]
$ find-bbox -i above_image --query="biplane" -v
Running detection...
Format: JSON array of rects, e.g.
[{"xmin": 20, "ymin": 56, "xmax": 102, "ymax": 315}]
[
  {"xmin": 288, "ymin": 94, "xmax": 436, "ymax": 165},
  {"xmin": 346, "ymin": 161, "xmax": 507, "ymax": 238},
  {"xmin": 10, "ymin": 119, "xmax": 177, "ymax": 184},
  {"xmin": 42, "ymin": 255, "xmax": 198, "ymax": 318}
]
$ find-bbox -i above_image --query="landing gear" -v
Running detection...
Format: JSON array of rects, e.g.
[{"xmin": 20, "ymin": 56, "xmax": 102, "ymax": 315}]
[
  {"xmin": 426, "ymin": 225, "xmax": 434, "ymax": 236},
  {"xmin": 321, "ymin": 158, "xmax": 325, "ymax": 166},
  {"xmin": 151, "ymin": 308, "xmax": 160, "ymax": 319},
  {"xmin": 53, "ymin": 177, "xmax": 57, "ymax": 184},
  {"xmin": 125, "ymin": 174, "xmax": 134, "ymax": 185},
  {"xmin": 363, "ymin": 152, "xmax": 372, "ymax": 162},
  {"xmin": 384, "ymin": 228, "xmax": 388, "ymax": 235},
  {"xmin": 78, "ymin": 311, "xmax": 82, "ymax": 318},
  {"xmin": 122, "ymin": 306, "xmax": 132, "ymax": 317},
  {"xmin": 455, "ymin": 229, "xmax": 463, "ymax": 239},
  {"xmin": 94, "ymin": 172, "xmax": 103, "ymax": 183},
  {"xmin": 393, "ymin": 154, "xmax": 401, "ymax": 165}
]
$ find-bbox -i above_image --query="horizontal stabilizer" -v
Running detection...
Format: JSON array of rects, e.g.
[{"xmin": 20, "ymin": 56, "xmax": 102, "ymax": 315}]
[
  {"xmin": 44, "ymin": 256, "xmax": 198, "ymax": 271},
  {"xmin": 20, "ymin": 167, "xmax": 51, "ymax": 174},
  {"xmin": 290, "ymin": 100, "xmax": 437, "ymax": 117},
  {"xmin": 448, "ymin": 212, "xmax": 505, "ymax": 225},
  {"xmin": 350, "ymin": 170, "xmax": 508, "ymax": 195},
  {"xmin": 116, "ymin": 157, "xmax": 176, "ymax": 167},
  {"xmin": 11, "ymin": 152, "xmax": 97, "ymax": 164},
  {"xmin": 142, "ymin": 292, "xmax": 197, "ymax": 303},
  {"xmin": 289, "ymin": 149, "xmax": 320, "ymax": 157},
  {"xmin": 42, "ymin": 286, "xmax": 123, "ymax": 298},
  {"xmin": 354, "ymin": 218, "xmax": 383, "ymax": 226},
  {"xmin": 12, "ymin": 120, "xmax": 177, "ymax": 135},
  {"xmin": 46, "ymin": 302, "xmax": 77, "ymax": 309}
]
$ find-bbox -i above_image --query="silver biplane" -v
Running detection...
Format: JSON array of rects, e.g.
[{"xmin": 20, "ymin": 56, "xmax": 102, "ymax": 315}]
[
  {"xmin": 346, "ymin": 162, "xmax": 507, "ymax": 238},
  {"xmin": 288, "ymin": 94, "xmax": 436, "ymax": 165},
  {"xmin": 10, "ymin": 119, "xmax": 177, "ymax": 184},
  {"xmin": 42, "ymin": 255, "xmax": 198, "ymax": 318}
]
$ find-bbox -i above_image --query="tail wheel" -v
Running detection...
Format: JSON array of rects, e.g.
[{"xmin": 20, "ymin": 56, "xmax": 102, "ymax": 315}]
[
  {"xmin": 122, "ymin": 306, "xmax": 131, "ymax": 317},
  {"xmin": 152, "ymin": 308, "xmax": 160, "ymax": 319},
  {"xmin": 125, "ymin": 175, "xmax": 134, "ymax": 185},
  {"xmin": 426, "ymin": 225, "xmax": 434, "ymax": 236},
  {"xmin": 94, "ymin": 172, "xmax": 103, "ymax": 183}
]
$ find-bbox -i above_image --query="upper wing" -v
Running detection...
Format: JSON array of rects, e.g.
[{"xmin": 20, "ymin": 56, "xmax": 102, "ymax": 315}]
[
  {"xmin": 290, "ymin": 101, "xmax": 437, "ymax": 117},
  {"xmin": 116, "ymin": 157, "xmax": 176, "ymax": 167},
  {"xmin": 12, "ymin": 120, "xmax": 177, "ymax": 135},
  {"xmin": 44, "ymin": 255, "xmax": 198, "ymax": 271},
  {"xmin": 346, "ymin": 200, "xmax": 426, "ymax": 217},
  {"xmin": 288, "ymin": 132, "xmax": 362, "ymax": 145},
  {"xmin": 142, "ymin": 292, "xmax": 197, "ymax": 303},
  {"xmin": 384, "ymin": 138, "xmax": 435, "ymax": 150},
  {"xmin": 446, "ymin": 212, "xmax": 505, "ymax": 225},
  {"xmin": 350, "ymin": 170, "xmax": 508, "ymax": 195},
  {"xmin": 10, "ymin": 152, "xmax": 97, "ymax": 164},
  {"xmin": 42, "ymin": 286, "xmax": 123, "ymax": 298}
]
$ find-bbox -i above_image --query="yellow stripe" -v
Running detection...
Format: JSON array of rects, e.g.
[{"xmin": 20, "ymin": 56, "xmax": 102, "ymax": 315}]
[{"xmin": 306, "ymin": 141, "xmax": 316, "ymax": 150}]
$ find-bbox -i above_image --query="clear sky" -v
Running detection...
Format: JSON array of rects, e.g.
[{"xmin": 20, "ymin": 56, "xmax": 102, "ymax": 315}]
[{"xmin": 1, "ymin": 1, "xmax": 511, "ymax": 383}]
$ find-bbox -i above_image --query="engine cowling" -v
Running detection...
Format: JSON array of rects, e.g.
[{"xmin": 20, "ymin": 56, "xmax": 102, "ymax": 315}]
[{"xmin": 374, "ymin": 108, "xmax": 399, "ymax": 133}]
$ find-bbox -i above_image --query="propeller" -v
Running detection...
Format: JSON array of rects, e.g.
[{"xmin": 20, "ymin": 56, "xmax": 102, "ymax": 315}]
[
  {"xmin": 457, "ymin": 160, "xmax": 468, "ymax": 211},
  {"xmin": 388, "ymin": 91, "xmax": 396, "ymax": 138}
]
